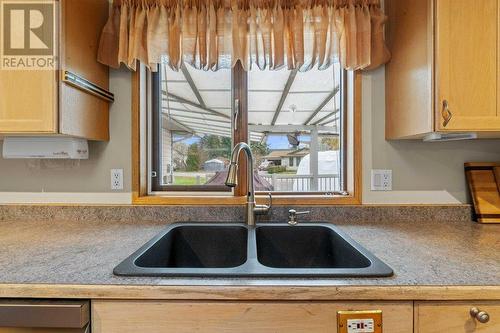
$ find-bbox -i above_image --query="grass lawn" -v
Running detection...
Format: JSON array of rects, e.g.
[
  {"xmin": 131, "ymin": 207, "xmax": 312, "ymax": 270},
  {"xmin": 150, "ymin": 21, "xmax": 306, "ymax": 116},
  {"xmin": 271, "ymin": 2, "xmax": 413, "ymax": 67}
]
[
  {"xmin": 173, "ymin": 176, "xmax": 206, "ymax": 186},
  {"xmin": 268, "ymin": 171, "xmax": 297, "ymax": 175}
]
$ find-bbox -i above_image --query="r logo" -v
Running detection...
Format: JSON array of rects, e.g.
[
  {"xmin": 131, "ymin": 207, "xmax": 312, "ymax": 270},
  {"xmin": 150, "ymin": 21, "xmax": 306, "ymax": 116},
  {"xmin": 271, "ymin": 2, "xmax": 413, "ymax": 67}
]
[{"xmin": 1, "ymin": 1, "xmax": 54, "ymax": 56}]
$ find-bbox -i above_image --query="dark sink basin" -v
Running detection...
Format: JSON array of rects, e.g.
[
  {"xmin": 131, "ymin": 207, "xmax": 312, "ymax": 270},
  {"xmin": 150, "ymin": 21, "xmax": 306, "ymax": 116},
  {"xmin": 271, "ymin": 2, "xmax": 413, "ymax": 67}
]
[
  {"xmin": 135, "ymin": 225, "xmax": 247, "ymax": 269},
  {"xmin": 114, "ymin": 224, "xmax": 249, "ymax": 276},
  {"xmin": 114, "ymin": 222, "xmax": 393, "ymax": 277},
  {"xmin": 256, "ymin": 226, "xmax": 371, "ymax": 269}
]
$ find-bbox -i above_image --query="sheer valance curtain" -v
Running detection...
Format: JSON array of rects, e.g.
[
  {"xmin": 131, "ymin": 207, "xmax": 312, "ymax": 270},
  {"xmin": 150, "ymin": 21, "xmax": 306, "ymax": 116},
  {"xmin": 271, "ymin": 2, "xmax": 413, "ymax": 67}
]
[{"xmin": 97, "ymin": 0, "xmax": 390, "ymax": 72}]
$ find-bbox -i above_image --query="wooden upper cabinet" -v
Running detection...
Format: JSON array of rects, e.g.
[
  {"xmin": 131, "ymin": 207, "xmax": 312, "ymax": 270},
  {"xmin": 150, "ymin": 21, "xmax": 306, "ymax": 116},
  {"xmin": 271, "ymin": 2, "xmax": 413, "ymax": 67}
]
[
  {"xmin": 386, "ymin": 0, "xmax": 500, "ymax": 139},
  {"xmin": 0, "ymin": 0, "xmax": 110, "ymax": 141},
  {"xmin": 436, "ymin": 0, "xmax": 500, "ymax": 132}
]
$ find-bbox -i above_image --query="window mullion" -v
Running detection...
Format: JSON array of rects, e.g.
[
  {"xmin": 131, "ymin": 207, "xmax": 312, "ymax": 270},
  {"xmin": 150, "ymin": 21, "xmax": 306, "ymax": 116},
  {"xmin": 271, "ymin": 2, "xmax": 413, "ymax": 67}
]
[
  {"xmin": 232, "ymin": 62, "xmax": 249, "ymax": 197},
  {"xmin": 151, "ymin": 71, "xmax": 162, "ymax": 192}
]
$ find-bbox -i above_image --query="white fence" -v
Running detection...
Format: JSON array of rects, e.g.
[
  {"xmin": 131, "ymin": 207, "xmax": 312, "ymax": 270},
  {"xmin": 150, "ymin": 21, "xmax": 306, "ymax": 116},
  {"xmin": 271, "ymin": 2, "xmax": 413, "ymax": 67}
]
[{"xmin": 261, "ymin": 174, "xmax": 340, "ymax": 192}]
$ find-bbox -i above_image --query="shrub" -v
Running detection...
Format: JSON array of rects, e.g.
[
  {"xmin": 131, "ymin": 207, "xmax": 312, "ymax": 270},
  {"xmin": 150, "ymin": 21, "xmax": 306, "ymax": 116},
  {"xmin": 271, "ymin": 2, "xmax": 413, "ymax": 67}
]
[{"xmin": 267, "ymin": 166, "xmax": 287, "ymax": 174}]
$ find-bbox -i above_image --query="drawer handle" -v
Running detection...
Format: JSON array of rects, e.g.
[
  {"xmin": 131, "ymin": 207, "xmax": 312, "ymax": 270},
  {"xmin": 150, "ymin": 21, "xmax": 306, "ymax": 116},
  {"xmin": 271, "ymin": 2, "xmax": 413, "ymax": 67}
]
[
  {"xmin": 470, "ymin": 307, "xmax": 490, "ymax": 323},
  {"xmin": 442, "ymin": 100, "xmax": 453, "ymax": 127}
]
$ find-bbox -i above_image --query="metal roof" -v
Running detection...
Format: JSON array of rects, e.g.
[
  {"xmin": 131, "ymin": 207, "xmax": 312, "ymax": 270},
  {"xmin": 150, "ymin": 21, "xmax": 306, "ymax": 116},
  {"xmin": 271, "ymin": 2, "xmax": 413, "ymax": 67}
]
[{"xmin": 160, "ymin": 59, "xmax": 341, "ymax": 144}]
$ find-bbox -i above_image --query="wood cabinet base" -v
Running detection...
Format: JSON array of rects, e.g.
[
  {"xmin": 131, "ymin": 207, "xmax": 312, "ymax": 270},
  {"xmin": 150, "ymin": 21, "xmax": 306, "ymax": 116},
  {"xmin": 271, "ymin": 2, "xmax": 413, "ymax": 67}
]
[{"xmin": 92, "ymin": 301, "xmax": 413, "ymax": 333}]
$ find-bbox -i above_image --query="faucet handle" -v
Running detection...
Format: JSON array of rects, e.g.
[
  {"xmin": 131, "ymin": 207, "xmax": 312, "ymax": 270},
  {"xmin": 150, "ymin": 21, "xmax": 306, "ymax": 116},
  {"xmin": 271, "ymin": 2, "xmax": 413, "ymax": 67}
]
[
  {"xmin": 265, "ymin": 192, "xmax": 272, "ymax": 208},
  {"xmin": 255, "ymin": 193, "xmax": 272, "ymax": 215},
  {"xmin": 288, "ymin": 209, "xmax": 310, "ymax": 226}
]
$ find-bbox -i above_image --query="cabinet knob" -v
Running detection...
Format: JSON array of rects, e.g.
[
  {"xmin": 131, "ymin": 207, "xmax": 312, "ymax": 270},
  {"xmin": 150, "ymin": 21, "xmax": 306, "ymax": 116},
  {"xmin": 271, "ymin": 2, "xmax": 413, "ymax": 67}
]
[
  {"xmin": 470, "ymin": 307, "xmax": 490, "ymax": 323},
  {"xmin": 442, "ymin": 100, "xmax": 453, "ymax": 127}
]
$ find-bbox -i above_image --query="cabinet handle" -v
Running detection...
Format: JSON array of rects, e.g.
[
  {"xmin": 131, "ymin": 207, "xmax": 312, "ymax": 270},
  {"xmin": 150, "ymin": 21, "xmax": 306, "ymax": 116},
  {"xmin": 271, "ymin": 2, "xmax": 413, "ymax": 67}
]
[
  {"xmin": 441, "ymin": 100, "xmax": 453, "ymax": 127},
  {"xmin": 62, "ymin": 71, "xmax": 115, "ymax": 103},
  {"xmin": 470, "ymin": 307, "xmax": 490, "ymax": 323}
]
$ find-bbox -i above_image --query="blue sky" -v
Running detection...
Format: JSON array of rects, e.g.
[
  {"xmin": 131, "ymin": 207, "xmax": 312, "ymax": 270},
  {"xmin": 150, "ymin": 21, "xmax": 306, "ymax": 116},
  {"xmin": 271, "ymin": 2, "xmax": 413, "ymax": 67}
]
[{"xmin": 266, "ymin": 135, "xmax": 290, "ymax": 149}]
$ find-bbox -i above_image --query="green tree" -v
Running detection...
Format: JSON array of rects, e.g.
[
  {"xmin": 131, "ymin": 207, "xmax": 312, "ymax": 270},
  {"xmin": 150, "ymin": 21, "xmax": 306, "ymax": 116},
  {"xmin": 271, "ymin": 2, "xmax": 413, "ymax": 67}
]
[
  {"xmin": 251, "ymin": 142, "xmax": 270, "ymax": 166},
  {"xmin": 186, "ymin": 143, "xmax": 201, "ymax": 171},
  {"xmin": 200, "ymin": 135, "xmax": 232, "ymax": 159},
  {"xmin": 251, "ymin": 142, "xmax": 270, "ymax": 156}
]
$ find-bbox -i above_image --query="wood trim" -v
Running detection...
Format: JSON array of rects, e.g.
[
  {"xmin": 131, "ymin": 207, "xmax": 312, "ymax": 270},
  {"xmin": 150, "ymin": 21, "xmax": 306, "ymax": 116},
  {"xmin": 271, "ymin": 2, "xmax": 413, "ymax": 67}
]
[
  {"xmin": 132, "ymin": 69, "xmax": 362, "ymax": 206},
  {"xmin": 0, "ymin": 284, "xmax": 499, "ymax": 301},
  {"xmin": 133, "ymin": 195, "xmax": 246, "ymax": 206},
  {"xmin": 132, "ymin": 68, "xmax": 147, "ymax": 201},
  {"xmin": 150, "ymin": 70, "xmax": 163, "ymax": 192},
  {"xmin": 265, "ymin": 195, "xmax": 360, "ymax": 206},
  {"xmin": 341, "ymin": 69, "xmax": 349, "ymax": 193},
  {"xmin": 133, "ymin": 195, "xmax": 360, "ymax": 206},
  {"xmin": 465, "ymin": 162, "xmax": 500, "ymax": 168},
  {"xmin": 353, "ymin": 71, "xmax": 363, "ymax": 204},
  {"xmin": 233, "ymin": 63, "xmax": 249, "ymax": 197}
]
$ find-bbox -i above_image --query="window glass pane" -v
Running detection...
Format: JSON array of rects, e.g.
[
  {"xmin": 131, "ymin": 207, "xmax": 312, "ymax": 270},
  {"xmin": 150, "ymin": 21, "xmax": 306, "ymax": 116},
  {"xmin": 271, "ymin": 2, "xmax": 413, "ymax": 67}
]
[
  {"xmin": 157, "ymin": 60, "xmax": 232, "ymax": 190},
  {"xmin": 249, "ymin": 64, "xmax": 343, "ymax": 193}
]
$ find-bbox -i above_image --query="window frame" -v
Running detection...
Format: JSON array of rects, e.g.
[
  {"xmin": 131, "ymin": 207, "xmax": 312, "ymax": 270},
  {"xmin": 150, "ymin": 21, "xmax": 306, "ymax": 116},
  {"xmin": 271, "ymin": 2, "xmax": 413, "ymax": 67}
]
[
  {"xmin": 150, "ymin": 71, "xmax": 232, "ymax": 193},
  {"xmin": 132, "ymin": 64, "xmax": 362, "ymax": 206}
]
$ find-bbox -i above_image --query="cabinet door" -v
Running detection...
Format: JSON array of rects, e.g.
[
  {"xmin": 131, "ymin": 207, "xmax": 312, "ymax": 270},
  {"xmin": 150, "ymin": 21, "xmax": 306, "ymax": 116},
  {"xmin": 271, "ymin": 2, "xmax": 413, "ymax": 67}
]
[
  {"xmin": 59, "ymin": 0, "xmax": 110, "ymax": 141},
  {"xmin": 92, "ymin": 301, "xmax": 413, "ymax": 333},
  {"xmin": 0, "ymin": 70, "xmax": 57, "ymax": 133},
  {"xmin": 436, "ymin": 0, "xmax": 500, "ymax": 131},
  {"xmin": 416, "ymin": 302, "xmax": 500, "ymax": 332}
]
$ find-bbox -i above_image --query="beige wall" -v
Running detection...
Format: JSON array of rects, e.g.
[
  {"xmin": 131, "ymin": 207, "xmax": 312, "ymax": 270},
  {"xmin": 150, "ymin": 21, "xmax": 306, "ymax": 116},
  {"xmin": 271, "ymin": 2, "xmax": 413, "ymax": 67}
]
[
  {"xmin": 362, "ymin": 68, "xmax": 500, "ymax": 204},
  {"xmin": 0, "ymin": 67, "xmax": 499, "ymax": 204}
]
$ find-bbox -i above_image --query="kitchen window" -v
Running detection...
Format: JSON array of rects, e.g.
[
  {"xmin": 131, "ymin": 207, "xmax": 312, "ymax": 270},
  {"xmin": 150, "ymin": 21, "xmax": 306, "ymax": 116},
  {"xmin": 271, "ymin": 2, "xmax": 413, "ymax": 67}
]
[
  {"xmin": 101, "ymin": 0, "xmax": 386, "ymax": 205},
  {"xmin": 145, "ymin": 59, "xmax": 360, "ymax": 203}
]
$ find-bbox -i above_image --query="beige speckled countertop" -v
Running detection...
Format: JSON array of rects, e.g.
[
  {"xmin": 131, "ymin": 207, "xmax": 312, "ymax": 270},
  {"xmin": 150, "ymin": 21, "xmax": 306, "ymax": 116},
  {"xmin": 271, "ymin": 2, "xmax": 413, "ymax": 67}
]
[{"xmin": 0, "ymin": 215, "xmax": 498, "ymax": 301}]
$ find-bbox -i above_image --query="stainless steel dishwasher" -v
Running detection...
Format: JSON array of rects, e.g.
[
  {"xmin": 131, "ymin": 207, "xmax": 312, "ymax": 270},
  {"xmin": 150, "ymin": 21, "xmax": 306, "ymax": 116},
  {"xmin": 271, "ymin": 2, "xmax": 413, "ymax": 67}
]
[{"xmin": 0, "ymin": 300, "xmax": 89, "ymax": 332}]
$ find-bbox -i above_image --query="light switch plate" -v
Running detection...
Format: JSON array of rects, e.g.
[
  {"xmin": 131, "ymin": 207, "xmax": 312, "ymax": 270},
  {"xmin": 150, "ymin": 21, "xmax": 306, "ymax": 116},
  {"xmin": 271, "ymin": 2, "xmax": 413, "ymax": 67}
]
[
  {"xmin": 338, "ymin": 310, "xmax": 382, "ymax": 333},
  {"xmin": 371, "ymin": 170, "xmax": 392, "ymax": 191}
]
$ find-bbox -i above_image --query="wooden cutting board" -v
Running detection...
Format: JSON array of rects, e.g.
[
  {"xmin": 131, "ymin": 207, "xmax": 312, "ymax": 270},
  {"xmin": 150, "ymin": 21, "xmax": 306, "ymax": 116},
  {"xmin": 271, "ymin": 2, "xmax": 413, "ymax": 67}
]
[{"xmin": 465, "ymin": 162, "xmax": 500, "ymax": 223}]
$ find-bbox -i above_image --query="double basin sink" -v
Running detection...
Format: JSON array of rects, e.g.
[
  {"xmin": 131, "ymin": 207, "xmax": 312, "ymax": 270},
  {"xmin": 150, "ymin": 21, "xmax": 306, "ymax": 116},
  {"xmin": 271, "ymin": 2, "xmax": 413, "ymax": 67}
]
[{"xmin": 114, "ymin": 223, "xmax": 393, "ymax": 277}]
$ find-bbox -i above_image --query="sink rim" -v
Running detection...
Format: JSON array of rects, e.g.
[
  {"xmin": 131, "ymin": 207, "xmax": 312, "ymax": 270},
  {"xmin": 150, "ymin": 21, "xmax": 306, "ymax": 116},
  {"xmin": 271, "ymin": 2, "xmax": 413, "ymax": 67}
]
[{"xmin": 114, "ymin": 222, "xmax": 394, "ymax": 278}]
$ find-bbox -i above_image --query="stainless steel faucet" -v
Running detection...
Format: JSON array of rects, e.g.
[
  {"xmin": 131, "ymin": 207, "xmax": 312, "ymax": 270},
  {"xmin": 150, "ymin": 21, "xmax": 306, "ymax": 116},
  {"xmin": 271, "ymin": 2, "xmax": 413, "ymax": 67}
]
[{"xmin": 225, "ymin": 142, "xmax": 272, "ymax": 226}]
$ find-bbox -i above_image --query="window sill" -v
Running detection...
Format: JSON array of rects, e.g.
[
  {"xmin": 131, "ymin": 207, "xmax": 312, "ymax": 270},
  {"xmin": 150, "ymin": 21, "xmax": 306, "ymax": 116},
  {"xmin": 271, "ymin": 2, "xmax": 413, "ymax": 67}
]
[{"xmin": 132, "ymin": 194, "xmax": 361, "ymax": 206}]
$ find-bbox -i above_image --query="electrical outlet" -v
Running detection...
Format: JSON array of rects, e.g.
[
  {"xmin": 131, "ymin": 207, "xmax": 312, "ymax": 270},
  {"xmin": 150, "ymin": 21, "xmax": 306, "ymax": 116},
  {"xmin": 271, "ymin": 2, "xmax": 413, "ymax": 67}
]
[
  {"xmin": 371, "ymin": 170, "xmax": 392, "ymax": 191},
  {"xmin": 338, "ymin": 310, "xmax": 382, "ymax": 333},
  {"xmin": 111, "ymin": 169, "xmax": 124, "ymax": 190}
]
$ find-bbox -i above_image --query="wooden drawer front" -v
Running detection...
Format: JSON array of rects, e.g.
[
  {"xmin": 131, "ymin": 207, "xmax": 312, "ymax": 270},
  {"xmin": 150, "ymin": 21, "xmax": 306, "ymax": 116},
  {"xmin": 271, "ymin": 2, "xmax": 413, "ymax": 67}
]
[
  {"xmin": 416, "ymin": 302, "xmax": 500, "ymax": 332},
  {"xmin": 92, "ymin": 301, "xmax": 412, "ymax": 333}
]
